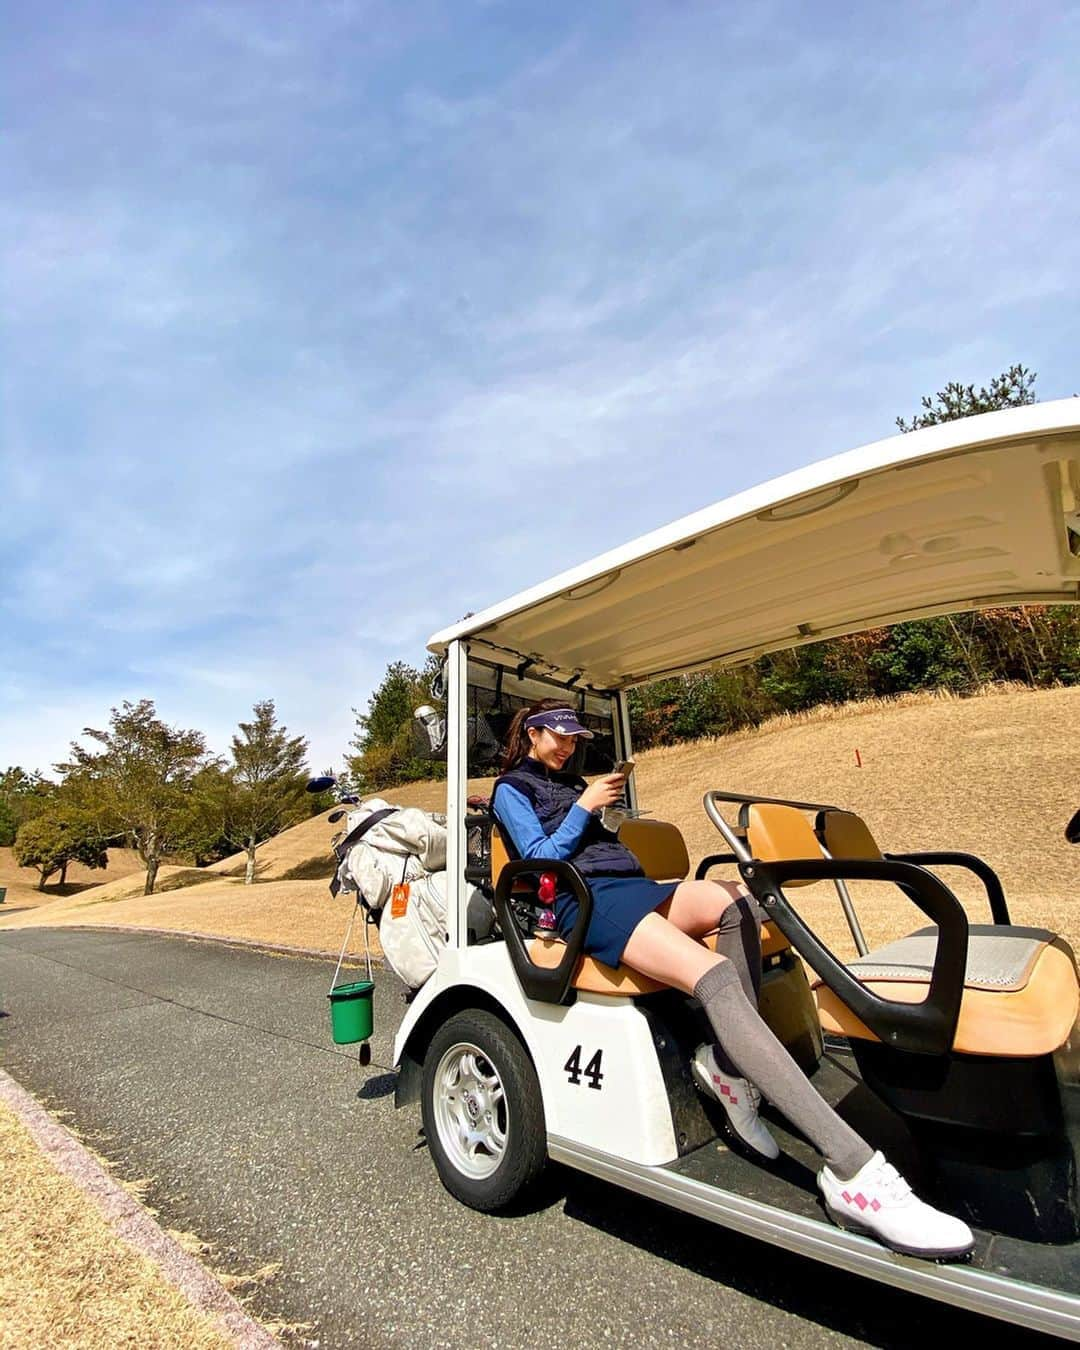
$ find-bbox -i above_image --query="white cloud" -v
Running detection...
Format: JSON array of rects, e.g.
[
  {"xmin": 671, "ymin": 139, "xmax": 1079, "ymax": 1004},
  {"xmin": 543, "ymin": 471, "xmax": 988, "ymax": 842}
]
[{"xmin": 2, "ymin": 0, "xmax": 1078, "ymax": 773}]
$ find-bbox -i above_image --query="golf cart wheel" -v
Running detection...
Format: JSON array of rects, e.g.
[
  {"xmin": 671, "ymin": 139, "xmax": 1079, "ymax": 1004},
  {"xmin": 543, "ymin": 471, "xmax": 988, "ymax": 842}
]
[{"xmin": 421, "ymin": 1009, "xmax": 547, "ymax": 1212}]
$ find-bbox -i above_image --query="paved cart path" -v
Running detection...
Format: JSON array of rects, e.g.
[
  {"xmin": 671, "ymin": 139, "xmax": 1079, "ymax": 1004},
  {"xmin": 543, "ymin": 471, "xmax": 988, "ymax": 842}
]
[{"xmin": 0, "ymin": 929, "xmax": 1059, "ymax": 1349}]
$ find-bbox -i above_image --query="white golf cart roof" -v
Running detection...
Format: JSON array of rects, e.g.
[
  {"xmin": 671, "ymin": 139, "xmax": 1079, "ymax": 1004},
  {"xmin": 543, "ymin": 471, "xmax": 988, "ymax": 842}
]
[{"xmin": 429, "ymin": 400, "xmax": 1080, "ymax": 690}]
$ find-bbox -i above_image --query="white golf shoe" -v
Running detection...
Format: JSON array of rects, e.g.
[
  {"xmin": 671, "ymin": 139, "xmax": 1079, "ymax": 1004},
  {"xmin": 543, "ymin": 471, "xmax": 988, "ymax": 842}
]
[
  {"xmin": 818, "ymin": 1150, "xmax": 975, "ymax": 1259},
  {"xmin": 691, "ymin": 1043, "xmax": 780, "ymax": 1161}
]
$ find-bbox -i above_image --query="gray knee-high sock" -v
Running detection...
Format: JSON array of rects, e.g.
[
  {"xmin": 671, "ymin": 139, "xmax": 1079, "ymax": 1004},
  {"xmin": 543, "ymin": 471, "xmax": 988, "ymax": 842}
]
[
  {"xmin": 714, "ymin": 894, "xmax": 765, "ymax": 1004},
  {"xmin": 694, "ymin": 960, "xmax": 873, "ymax": 1180},
  {"xmin": 709, "ymin": 895, "xmax": 765, "ymax": 1076}
]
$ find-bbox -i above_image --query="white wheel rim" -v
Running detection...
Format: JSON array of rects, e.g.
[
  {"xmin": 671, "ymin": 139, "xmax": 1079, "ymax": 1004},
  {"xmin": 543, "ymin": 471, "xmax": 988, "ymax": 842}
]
[{"xmin": 432, "ymin": 1041, "xmax": 508, "ymax": 1180}]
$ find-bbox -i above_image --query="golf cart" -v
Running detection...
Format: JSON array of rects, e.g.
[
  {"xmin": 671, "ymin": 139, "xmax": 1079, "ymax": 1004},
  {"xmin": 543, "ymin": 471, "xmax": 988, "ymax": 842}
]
[{"xmin": 391, "ymin": 400, "xmax": 1080, "ymax": 1337}]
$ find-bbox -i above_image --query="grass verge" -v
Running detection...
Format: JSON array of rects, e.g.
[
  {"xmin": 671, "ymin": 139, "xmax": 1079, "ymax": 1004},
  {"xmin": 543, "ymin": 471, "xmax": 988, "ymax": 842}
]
[{"xmin": 0, "ymin": 1101, "xmax": 240, "ymax": 1350}]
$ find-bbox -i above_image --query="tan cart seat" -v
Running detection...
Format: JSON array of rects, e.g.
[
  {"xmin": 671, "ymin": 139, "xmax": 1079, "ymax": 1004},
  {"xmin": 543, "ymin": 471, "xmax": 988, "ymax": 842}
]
[
  {"xmin": 491, "ymin": 816, "xmax": 691, "ymax": 888},
  {"xmin": 526, "ymin": 934, "xmax": 667, "ymax": 995},
  {"xmin": 742, "ymin": 800, "xmax": 1080, "ymax": 1056},
  {"xmin": 813, "ymin": 926, "xmax": 1079, "ymax": 1057},
  {"xmin": 527, "ymin": 923, "xmax": 792, "ymax": 997},
  {"xmin": 617, "ymin": 817, "xmax": 690, "ymax": 880},
  {"xmin": 496, "ymin": 814, "xmax": 791, "ymax": 997}
]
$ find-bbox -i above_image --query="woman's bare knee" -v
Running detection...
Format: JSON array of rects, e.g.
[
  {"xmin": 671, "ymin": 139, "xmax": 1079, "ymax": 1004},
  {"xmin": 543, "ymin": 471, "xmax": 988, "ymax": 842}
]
[
  {"xmin": 621, "ymin": 913, "xmax": 729, "ymax": 994},
  {"xmin": 660, "ymin": 878, "xmax": 748, "ymax": 940}
]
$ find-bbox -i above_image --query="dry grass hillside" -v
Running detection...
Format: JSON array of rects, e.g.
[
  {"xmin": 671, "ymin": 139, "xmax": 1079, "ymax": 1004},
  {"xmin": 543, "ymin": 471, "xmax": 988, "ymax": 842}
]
[
  {"xmin": 3, "ymin": 686, "xmax": 1077, "ymax": 964},
  {"xmin": 639, "ymin": 684, "xmax": 1079, "ymax": 954},
  {"xmin": 0, "ymin": 847, "xmax": 144, "ymax": 918}
]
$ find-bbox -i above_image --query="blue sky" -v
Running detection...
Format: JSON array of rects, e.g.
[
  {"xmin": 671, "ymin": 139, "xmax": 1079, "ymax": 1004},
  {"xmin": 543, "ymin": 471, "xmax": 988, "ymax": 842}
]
[{"xmin": 2, "ymin": 0, "xmax": 1078, "ymax": 775}]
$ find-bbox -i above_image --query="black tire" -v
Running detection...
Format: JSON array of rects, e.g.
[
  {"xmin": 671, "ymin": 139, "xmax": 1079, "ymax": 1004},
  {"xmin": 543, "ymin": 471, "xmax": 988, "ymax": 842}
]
[{"xmin": 421, "ymin": 1008, "xmax": 547, "ymax": 1212}]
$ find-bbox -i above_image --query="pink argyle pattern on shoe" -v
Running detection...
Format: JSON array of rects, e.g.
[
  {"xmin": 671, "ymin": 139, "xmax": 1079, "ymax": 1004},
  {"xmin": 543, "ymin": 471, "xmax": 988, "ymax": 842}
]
[
  {"xmin": 841, "ymin": 1190, "xmax": 882, "ymax": 1212},
  {"xmin": 715, "ymin": 1079, "xmax": 739, "ymax": 1106}
]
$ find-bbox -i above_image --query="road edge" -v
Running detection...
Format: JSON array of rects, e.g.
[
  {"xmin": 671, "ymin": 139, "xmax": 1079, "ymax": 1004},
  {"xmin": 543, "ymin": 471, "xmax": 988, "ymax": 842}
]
[
  {"xmin": 0, "ymin": 921, "xmax": 383, "ymax": 965},
  {"xmin": 0, "ymin": 1067, "xmax": 281, "ymax": 1349}
]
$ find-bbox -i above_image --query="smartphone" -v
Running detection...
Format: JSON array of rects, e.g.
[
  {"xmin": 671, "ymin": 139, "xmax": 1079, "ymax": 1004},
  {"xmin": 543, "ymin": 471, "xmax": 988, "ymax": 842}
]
[{"xmin": 612, "ymin": 759, "xmax": 636, "ymax": 777}]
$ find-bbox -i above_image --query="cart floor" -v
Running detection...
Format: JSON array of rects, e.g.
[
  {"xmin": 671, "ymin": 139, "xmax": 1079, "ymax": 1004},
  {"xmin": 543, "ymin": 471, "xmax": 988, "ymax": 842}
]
[{"xmin": 664, "ymin": 1041, "xmax": 1080, "ymax": 1296}]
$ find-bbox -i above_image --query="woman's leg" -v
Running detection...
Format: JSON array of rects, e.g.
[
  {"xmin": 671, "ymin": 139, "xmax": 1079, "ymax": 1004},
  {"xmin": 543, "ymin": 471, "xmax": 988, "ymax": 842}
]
[
  {"xmin": 658, "ymin": 878, "xmax": 765, "ymax": 1008},
  {"xmin": 692, "ymin": 959, "xmax": 872, "ymax": 1179},
  {"xmin": 620, "ymin": 910, "xmax": 721, "ymax": 994},
  {"xmin": 712, "ymin": 894, "xmax": 766, "ymax": 1005},
  {"xmin": 620, "ymin": 908, "xmax": 973, "ymax": 1257},
  {"xmin": 655, "ymin": 878, "xmax": 741, "ymax": 940},
  {"xmin": 621, "ymin": 912, "xmax": 872, "ymax": 1179},
  {"xmin": 694, "ymin": 962, "xmax": 973, "ymax": 1257}
]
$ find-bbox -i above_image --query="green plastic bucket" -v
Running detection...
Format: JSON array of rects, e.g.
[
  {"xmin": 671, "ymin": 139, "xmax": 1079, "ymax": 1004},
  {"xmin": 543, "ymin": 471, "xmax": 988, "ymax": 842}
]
[{"xmin": 328, "ymin": 980, "xmax": 374, "ymax": 1045}]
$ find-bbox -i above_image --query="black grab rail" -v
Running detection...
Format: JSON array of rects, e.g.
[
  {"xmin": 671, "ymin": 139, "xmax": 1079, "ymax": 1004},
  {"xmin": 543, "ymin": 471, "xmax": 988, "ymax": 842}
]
[
  {"xmin": 738, "ymin": 856, "xmax": 969, "ymax": 1057},
  {"xmin": 886, "ymin": 850, "xmax": 1010, "ymax": 926},
  {"xmin": 493, "ymin": 859, "xmax": 594, "ymax": 1006}
]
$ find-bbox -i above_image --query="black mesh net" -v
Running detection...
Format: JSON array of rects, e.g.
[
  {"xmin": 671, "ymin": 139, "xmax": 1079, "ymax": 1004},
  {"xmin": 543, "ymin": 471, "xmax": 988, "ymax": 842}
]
[
  {"xmin": 408, "ymin": 660, "xmax": 619, "ymax": 777},
  {"xmin": 464, "ymin": 663, "xmax": 616, "ymax": 776}
]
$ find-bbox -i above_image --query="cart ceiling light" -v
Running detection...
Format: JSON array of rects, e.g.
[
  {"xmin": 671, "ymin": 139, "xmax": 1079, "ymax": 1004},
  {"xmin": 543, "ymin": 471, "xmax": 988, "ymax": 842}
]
[{"xmin": 429, "ymin": 400, "xmax": 1080, "ymax": 690}]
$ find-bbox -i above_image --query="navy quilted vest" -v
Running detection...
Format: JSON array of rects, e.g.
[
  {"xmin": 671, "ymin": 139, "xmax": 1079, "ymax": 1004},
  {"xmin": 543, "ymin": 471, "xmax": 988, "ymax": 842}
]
[{"xmin": 493, "ymin": 756, "xmax": 643, "ymax": 878}]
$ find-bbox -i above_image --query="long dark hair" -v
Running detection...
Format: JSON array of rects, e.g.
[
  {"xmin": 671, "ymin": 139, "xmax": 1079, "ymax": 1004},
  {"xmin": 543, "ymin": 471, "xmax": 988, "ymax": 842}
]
[{"xmin": 499, "ymin": 697, "xmax": 570, "ymax": 772}]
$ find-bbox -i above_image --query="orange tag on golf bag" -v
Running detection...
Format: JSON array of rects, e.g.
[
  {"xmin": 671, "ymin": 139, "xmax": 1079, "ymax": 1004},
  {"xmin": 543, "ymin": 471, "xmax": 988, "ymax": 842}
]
[{"xmin": 391, "ymin": 883, "xmax": 410, "ymax": 918}]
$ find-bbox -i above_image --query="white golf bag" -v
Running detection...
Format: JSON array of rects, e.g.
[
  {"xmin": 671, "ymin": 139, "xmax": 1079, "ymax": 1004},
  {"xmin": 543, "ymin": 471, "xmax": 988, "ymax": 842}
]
[{"xmin": 335, "ymin": 798, "xmax": 494, "ymax": 989}]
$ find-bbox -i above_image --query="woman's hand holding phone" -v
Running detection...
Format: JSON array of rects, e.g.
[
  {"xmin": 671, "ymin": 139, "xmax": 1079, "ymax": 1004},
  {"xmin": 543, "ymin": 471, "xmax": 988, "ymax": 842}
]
[{"xmin": 579, "ymin": 773, "xmax": 628, "ymax": 813}]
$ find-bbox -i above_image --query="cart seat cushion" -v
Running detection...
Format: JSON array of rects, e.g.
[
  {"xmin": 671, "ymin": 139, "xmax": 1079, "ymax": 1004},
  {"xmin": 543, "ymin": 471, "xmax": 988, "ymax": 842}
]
[
  {"xmin": 617, "ymin": 818, "xmax": 690, "ymax": 881},
  {"xmin": 744, "ymin": 803, "xmax": 822, "ymax": 887},
  {"xmin": 490, "ymin": 825, "xmax": 513, "ymax": 880},
  {"xmin": 816, "ymin": 809, "xmax": 884, "ymax": 861},
  {"xmin": 527, "ymin": 935, "xmax": 665, "ymax": 995},
  {"xmin": 492, "ymin": 817, "xmax": 690, "ymax": 885},
  {"xmin": 841, "ymin": 925, "xmax": 1054, "ymax": 992},
  {"xmin": 812, "ymin": 927, "xmax": 1079, "ymax": 1057},
  {"xmin": 527, "ymin": 922, "xmax": 791, "ymax": 998}
]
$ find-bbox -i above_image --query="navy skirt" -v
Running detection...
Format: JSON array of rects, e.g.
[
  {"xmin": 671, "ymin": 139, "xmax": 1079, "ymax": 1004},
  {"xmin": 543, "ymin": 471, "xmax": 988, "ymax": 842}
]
[{"xmin": 553, "ymin": 875, "xmax": 678, "ymax": 969}]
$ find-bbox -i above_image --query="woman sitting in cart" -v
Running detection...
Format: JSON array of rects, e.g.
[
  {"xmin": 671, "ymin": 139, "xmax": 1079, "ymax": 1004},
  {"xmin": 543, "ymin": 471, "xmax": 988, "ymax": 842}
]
[{"xmin": 493, "ymin": 699, "xmax": 974, "ymax": 1261}]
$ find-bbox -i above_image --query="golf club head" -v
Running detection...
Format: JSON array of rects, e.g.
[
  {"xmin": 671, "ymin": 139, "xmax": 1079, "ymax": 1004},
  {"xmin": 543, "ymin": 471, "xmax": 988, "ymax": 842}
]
[
  {"xmin": 1067, "ymin": 809, "xmax": 1080, "ymax": 845},
  {"xmin": 307, "ymin": 775, "xmax": 337, "ymax": 794},
  {"xmin": 414, "ymin": 705, "xmax": 446, "ymax": 754}
]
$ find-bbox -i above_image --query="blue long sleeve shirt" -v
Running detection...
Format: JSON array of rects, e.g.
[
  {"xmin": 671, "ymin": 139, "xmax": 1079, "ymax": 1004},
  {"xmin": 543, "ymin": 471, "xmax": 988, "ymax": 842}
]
[{"xmin": 492, "ymin": 782, "xmax": 593, "ymax": 861}]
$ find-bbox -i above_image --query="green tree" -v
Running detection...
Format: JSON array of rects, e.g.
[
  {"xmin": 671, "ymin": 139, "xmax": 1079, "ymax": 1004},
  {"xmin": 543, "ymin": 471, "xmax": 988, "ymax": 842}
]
[
  {"xmin": 60, "ymin": 700, "xmax": 211, "ymax": 895},
  {"xmin": 353, "ymin": 661, "xmax": 419, "ymax": 752},
  {"xmin": 865, "ymin": 619, "xmax": 971, "ymax": 693},
  {"xmin": 896, "ymin": 363, "xmax": 1035, "ymax": 431},
  {"xmin": 173, "ymin": 765, "xmax": 235, "ymax": 868},
  {"xmin": 201, "ymin": 701, "xmax": 311, "ymax": 884},
  {"xmin": 0, "ymin": 798, "xmax": 14, "ymax": 850},
  {"xmin": 13, "ymin": 807, "xmax": 108, "ymax": 890},
  {"xmin": 0, "ymin": 767, "xmax": 53, "ymax": 847},
  {"xmin": 347, "ymin": 659, "xmax": 441, "ymax": 790},
  {"xmin": 758, "ymin": 642, "xmax": 870, "ymax": 713}
]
